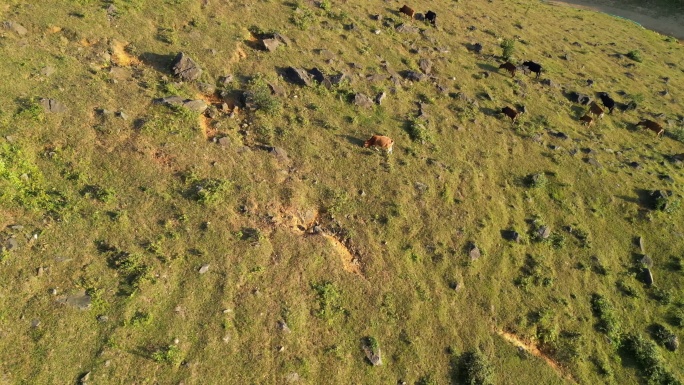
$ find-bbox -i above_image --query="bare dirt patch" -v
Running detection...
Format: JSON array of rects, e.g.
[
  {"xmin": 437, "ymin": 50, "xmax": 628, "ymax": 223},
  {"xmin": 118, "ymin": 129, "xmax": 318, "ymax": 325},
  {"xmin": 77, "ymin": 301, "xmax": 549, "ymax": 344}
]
[
  {"xmin": 110, "ymin": 40, "xmax": 140, "ymax": 67},
  {"xmin": 496, "ymin": 329, "xmax": 576, "ymax": 383}
]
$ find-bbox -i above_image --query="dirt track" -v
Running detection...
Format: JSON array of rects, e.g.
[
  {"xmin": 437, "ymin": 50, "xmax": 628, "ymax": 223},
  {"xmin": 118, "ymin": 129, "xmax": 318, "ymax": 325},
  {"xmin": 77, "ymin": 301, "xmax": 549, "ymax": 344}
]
[{"xmin": 548, "ymin": 0, "xmax": 684, "ymax": 40}]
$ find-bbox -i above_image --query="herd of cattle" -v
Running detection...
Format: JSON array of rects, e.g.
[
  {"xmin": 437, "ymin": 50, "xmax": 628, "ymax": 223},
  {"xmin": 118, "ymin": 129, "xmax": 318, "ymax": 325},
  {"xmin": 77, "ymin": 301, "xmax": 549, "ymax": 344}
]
[{"xmin": 365, "ymin": 5, "xmax": 668, "ymax": 153}]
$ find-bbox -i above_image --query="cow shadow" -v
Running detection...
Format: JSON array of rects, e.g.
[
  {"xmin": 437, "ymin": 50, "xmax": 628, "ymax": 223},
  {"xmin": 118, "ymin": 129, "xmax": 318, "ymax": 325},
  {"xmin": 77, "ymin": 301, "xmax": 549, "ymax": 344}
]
[
  {"xmin": 339, "ymin": 134, "xmax": 365, "ymax": 147},
  {"xmin": 139, "ymin": 52, "xmax": 176, "ymax": 74},
  {"xmin": 476, "ymin": 62, "xmax": 498, "ymax": 72},
  {"xmin": 480, "ymin": 107, "xmax": 500, "ymax": 117}
]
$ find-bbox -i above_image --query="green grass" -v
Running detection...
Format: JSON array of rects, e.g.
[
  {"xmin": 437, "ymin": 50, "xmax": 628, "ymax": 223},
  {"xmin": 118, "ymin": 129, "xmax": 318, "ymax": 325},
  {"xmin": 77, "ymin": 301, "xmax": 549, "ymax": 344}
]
[{"xmin": 0, "ymin": 0, "xmax": 683, "ymax": 383}]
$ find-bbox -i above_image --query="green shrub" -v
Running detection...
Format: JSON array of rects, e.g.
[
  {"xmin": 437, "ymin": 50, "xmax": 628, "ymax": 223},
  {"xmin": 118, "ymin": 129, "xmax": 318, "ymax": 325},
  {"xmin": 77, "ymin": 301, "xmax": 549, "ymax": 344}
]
[
  {"xmin": 405, "ymin": 118, "xmax": 430, "ymax": 143},
  {"xmin": 620, "ymin": 333, "xmax": 681, "ymax": 384},
  {"xmin": 525, "ymin": 173, "xmax": 547, "ymax": 188},
  {"xmin": 291, "ymin": 6, "xmax": 315, "ymax": 30},
  {"xmin": 648, "ymin": 323, "xmax": 678, "ymax": 351},
  {"xmin": 312, "ymin": 282, "xmax": 343, "ymax": 322},
  {"xmin": 590, "ymin": 294, "xmax": 621, "ymax": 340},
  {"xmin": 151, "ymin": 344, "xmax": 183, "ymax": 366},
  {"xmin": 80, "ymin": 184, "xmax": 115, "ymax": 203},
  {"xmin": 500, "ymin": 39, "xmax": 515, "ymax": 60},
  {"xmin": 627, "ymin": 50, "xmax": 643, "ymax": 62},
  {"xmin": 456, "ymin": 350, "xmax": 494, "ymax": 385},
  {"xmin": 246, "ymin": 76, "xmax": 282, "ymax": 116}
]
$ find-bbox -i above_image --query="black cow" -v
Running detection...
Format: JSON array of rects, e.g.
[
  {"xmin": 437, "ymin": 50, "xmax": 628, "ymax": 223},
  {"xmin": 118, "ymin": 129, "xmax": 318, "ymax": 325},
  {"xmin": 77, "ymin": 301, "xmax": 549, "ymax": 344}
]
[
  {"xmin": 522, "ymin": 61, "xmax": 542, "ymax": 78},
  {"xmin": 598, "ymin": 92, "xmax": 616, "ymax": 113},
  {"xmin": 425, "ymin": 11, "xmax": 437, "ymax": 26}
]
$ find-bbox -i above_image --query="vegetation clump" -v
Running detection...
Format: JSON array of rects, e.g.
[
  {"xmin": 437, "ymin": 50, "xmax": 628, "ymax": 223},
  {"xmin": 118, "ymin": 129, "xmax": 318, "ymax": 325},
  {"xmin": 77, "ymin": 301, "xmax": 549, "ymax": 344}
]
[
  {"xmin": 455, "ymin": 350, "xmax": 494, "ymax": 385},
  {"xmin": 627, "ymin": 50, "xmax": 643, "ymax": 62},
  {"xmin": 500, "ymin": 39, "xmax": 515, "ymax": 60}
]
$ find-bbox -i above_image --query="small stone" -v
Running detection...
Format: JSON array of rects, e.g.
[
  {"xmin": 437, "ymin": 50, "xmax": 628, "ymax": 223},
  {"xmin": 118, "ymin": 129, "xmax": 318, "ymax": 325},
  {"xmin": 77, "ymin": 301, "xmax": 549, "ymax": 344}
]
[
  {"xmin": 79, "ymin": 371, "xmax": 90, "ymax": 384},
  {"xmin": 41, "ymin": 66, "xmax": 55, "ymax": 76},
  {"xmin": 40, "ymin": 98, "xmax": 67, "ymax": 113},
  {"xmin": 182, "ymin": 99, "xmax": 208, "ymax": 113},
  {"xmin": 277, "ymin": 320, "xmax": 292, "ymax": 334},
  {"xmin": 538, "ymin": 226, "xmax": 551, "ymax": 239},
  {"xmin": 469, "ymin": 245, "xmax": 481, "ymax": 260},
  {"xmin": 115, "ymin": 111, "xmax": 128, "ymax": 120},
  {"xmin": 220, "ymin": 75, "xmax": 234, "ymax": 85},
  {"xmin": 273, "ymin": 33, "xmax": 291, "ymax": 46},
  {"xmin": 50, "ymin": 288, "xmax": 58, "ymax": 295},
  {"xmin": 171, "ymin": 52, "xmax": 202, "ymax": 81},
  {"xmin": 666, "ymin": 335, "xmax": 679, "ymax": 352},
  {"xmin": 586, "ymin": 158, "xmax": 602, "ymax": 168},
  {"xmin": 312, "ymin": 225, "xmax": 322, "ymax": 234},
  {"xmin": 6, "ymin": 237, "xmax": 18, "ymax": 250},
  {"xmin": 174, "ymin": 337, "xmax": 180, "ymax": 344},
  {"xmin": 640, "ymin": 255, "xmax": 653, "ymax": 267},
  {"xmin": 285, "ymin": 372, "xmax": 300, "ymax": 383},
  {"xmin": 637, "ymin": 236, "xmax": 646, "ymax": 253},
  {"xmin": 3, "ymin": 21, "xmax": 28, "ymax": 36},
  {"xmin": 354, "ymin": 93, "xmax": 374, "ymax": 108},
  {"xmin": 404, "ymin": 71, "xmax": 426, "ymax": 82},
  {"xmin": 285, "ymin": 67, "xmax": 312, "ymax": 87},
  {"xmin": 395, "ymin": 24, "xmax": 419, "ymax": 34},
  {"xmin": 642, "ymin": 267, "xmax": 654, "ymax": 286},
  {"xmin": 37, "ymin": 266, "xmax": 45, "ymax": 276},
  {"xmin": 197, "ymin": 82, "xmax": 216, "ymax": 94},
  {"xmin": 97, "ymin": 315, "xmax": 109, "ymax": 323},
  {"xmin": 199, "ymin": 264, "xmax": 210, "ymax": 274},
  {"xmin": 262, "ymin": 38, "xmax": 280, "ymax": 52},
  {"xmin": 64, "ymin": 292, "xmax": 92, "ymax": 310},
  {"xmin": 374, "ymin": 92, "xmax": 386, "ymax": 105},
  {"xmin": 218, "ymin": 137, "xmax": 230, "ymax": 147},
  {"xmin": 419, "ymin": 58, "xmax": 433, "ymax": 75},
  {"xmin": 31, "ymin": 319, "xmax": 40, "ymax": 328}
]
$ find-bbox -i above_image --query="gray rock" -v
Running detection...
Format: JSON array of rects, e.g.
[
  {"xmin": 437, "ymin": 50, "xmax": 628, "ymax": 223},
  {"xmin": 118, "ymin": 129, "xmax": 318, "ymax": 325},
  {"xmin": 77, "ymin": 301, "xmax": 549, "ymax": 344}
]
[
  {"xmin": 10, "ymin": 224, "xmax": 24, "ymax": 230},
  {"xmin": 322, "ymin": 72, "xmax": 350, "ymax": 88},
  {"xmin": 63, "ymin": 292, "xmax": 92, "ymax": 310},
  {"xmin": 262, "ymin": 38, "xmax": 280, "ymax": 52},
  {"xmin": 375, "ymin": 92, "xmax": 386, "ymax": 105},
  {"xmin": 269, "ymin": 146, "xmax": 289, "ymax": 162},
  {"xmin": 586, "ymin": 158, "xmax": 602, "ymax": 168},
  {"xmin": 363, "ymin": 345, "xmax": 382, "ymax": 366},
  {"xmin": 307, "ymin": 68, "xmax": 325, "ymax": 83},
  {"xmin": 541, "ymin": 79, "xmax": 556, "ymax": 87},
  {"xmin": 156, "ymin": 95, "xmax": 185, "ymax": 106},
  {"xmin": 182, "ymin": 100, "xmax": 208, "ymax": 113},
  {"xmin": 285, "ymin": 67, "xmax": 312, "ymax": 86},
  {"xmin": 79, "ymin": 371, "xmax": 91, "ymax": 384},
  {"xmin": 419, "ymin": 58, "xmax": 433, "ymax": 74},
  {"xmin": 40, "ymin": 98, "xmax": 67, "ymax": 113},
  {"xmin": 31, "ymin": 319, "xmax": 40, "ymax": 328},
  {"xmin": 197, "ymin": 82, "xmax": 216, "ymax": 94},
  {"xmin": 218, "ymin": 136, "xmax": 231, "ymax": 147},
  {"xmin": 97, "ymin": 315, "xmax": 109, "ymax": 323},
  {"xmin": 538, "ymin": 226, "xmax": 551, "ymax": 239},
  {"xmin": 220, "ymin": 75, "xmax": 234, "ymax": 85},
  {"xmin": 395, "ymin": 24, "xmax": 419, "ymax": 34},
  {"xmin": 285, "ymin": 372, "xmax": 300, "ymax": 383},
  {"xmin": 6, "ymin": 237, "xmax": 18, "ymax": 250},
  {"xmin": 41, "ymin": 66, "xmax": 55, "ymax": 76},
  {"xmin": 666, "ymin": 335, "xmax": 679, "ymax": 352},
  {"xmin": 116, "ymin": 111, "xmax": 128, "ymax": 120},
  {"xmin": 469, "ymin": 245, "xmax": 481, "ymax": 260},
  {"xmin": 354, "ymin": 93, "xmax": 374, "ymax": 108},
  {"xmin": 643, "ymin": 267, "xmax": 654, "ymax": 286},
  {"xmin": 637, "ymin": 236, "xmax": 645, "ymax": 253},
  {"xmin": 277, "ymin": 320, "xmax": 292, "ymax": 333},
  {"xmin": 171, "ymin": 52, "xmax": 202, "ymax": 81},
  {"xmin": 268, "ymin": 83, "xmax": 285, "ymax": 97},
  {"xmin": 640, "ymin": 255, "xmax": 653, "ymax": 267},
  {"xmin": 273, "ymin": 33, "xmax": 292, "ymax": 46},
  {"xmin": 405, "ymin": 71, "xmax": 426, "ymax": 82},
  {"xmin": 2, "ymin": 21, "xmax": 27, "ymax": 36},
  {"xmin": 199, "ymin": 264, "xmax": 210, "ymax": 274}
]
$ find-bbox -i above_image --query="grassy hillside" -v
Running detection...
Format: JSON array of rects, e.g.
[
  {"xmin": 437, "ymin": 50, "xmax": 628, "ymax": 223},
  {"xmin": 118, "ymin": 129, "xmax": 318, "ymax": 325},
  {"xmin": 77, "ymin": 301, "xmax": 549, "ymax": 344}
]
[{"xmin": 1, "ymin": 0, "xmax": 683, "ymax": 384}]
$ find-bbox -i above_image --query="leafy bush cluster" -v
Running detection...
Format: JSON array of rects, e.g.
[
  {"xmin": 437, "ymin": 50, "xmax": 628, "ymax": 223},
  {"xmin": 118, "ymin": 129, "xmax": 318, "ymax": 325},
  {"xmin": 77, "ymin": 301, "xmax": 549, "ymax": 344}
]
[
  {"xmin": 312, "ymin": 281, "xmax": 344, "ymax": 322},
  {"xmin": 590, "ymin": 294, "xmax": 621, "ymax": 340},
  {"xmin": 455, "ymin": 350, "xmax": 494, "ymax": 385},
  {"xmin": 246, "ymin": 76, "xmax": 282, "ymax": 116},
  {"xmin": 621, "ymin": 333, "xmax": 681, "ymax": 385},
  {"xmin": 500, "ymin": 39, "xmax": 515, "ymax": 60}
]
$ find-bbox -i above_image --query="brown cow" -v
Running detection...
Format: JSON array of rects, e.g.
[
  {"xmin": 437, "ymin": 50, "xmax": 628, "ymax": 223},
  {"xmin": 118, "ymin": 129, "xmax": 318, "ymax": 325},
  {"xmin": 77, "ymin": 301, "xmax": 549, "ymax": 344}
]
[
  {"xmin": 589, "ymin": 101, "xmax": 604, "ymax": 119},
  {"xmin": 579, "ymin": 114, "xmax": 594, "ymax": 127},
  {"xmin": 364, "ymin": 135, "xmax": 395, "ymax": 153},
  {"xmin": 501, "ymin": 106, "xmax": 521, "ymax": 122},
  {"xmin": 499, "ymin": 62, "xmax": 517, "ymax": 77},
  {"xmin": 637, "ymin": 119, "xmax": 664, "ymax": 137},
  {"xmin": 399, "ymin": 5, "xmax": 415, "ymax": 19}
]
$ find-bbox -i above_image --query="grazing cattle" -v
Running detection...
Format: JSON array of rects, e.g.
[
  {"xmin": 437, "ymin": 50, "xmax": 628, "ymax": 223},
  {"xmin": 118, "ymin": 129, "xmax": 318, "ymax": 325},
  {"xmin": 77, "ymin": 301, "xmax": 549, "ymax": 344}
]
[
  {"xmin": 589, "ymin": 101, "xmax": 605, "ymax": 119},
  {"xmin": 399, "ymin": 5, "xmax": 415, "ymax": 19},
  {"xmin": 364, "ymin": 134, "xmax": 395, "ymax": 153},
  {"xmin": 580, "ymin": 114, "xmax": 594, "ymax": 127},
  {"xmin": 501, "ymin": 106, "xmax": 522, "ymax": 122},
  {"xmin": 425, "ymin": 10, "xmax": 437, "ymax": 26},
  {"xmin": 522, "ymin": 61, "xmax": 542, "ymax": 78},
  {"xmin": 498, "ymin": 62, "xmax": 517, "ymax": 77},
  {"xmin": 637, "ymin": 120, "xmax": 665, "ymax": 137},
  {"xmin": 598, "ymin": 92, "xmax": 616, "ymax": 113}
]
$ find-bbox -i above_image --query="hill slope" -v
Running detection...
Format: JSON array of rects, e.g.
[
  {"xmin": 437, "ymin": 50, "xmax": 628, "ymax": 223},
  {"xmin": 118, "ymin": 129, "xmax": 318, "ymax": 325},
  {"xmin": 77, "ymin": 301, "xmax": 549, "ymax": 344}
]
[{"xmin": 1, "ymin": 0, "xmax": 684, "ymax": 384}]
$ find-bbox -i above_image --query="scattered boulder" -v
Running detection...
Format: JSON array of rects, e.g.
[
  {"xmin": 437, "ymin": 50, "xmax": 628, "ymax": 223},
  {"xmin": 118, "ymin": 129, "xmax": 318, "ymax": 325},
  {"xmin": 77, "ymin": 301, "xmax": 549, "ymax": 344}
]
[
  {"xmin": 285, "ymin": 67, "xmax": 312, "ymax": 86},
  {"xmin": 538, "ymin": 226, "xmax": 551, "ymax": 239},
  {"xmin": 199, "ymin": 264, "xmax": 210, "ymax": 274},
  {"xmin": 419, "ymin": 58, "xmax": 433, "ymax": 75},
  {"xmin": 308, "ymin": 67, "xmax": 325, "ymax": 83},
  {"xmin": 268, "ymin": 82, "xmax": 286, "ymax": 97},
  {"xmin": 404, "ymin": 71, "xmax": 426, "ymax": 82},
  {"xmin": 277, "ymin": 320, "xmax": 292, "ymax": 334},
  {"xmin": 375, "ymin": 92, "xmax": 386, "ymax": 105},
  {"xmin": 468, "ymin": 43, "xmax": 483, "ymax": 54},
  {"xmin": 197, "ymin": 82, "xmax": 216, "ymax": 94},
  {"xmin": 2, "ymin": 21, "xmax": 28, "ymax": 36},
  {"xmin": 268, "ymin": 146, "xmax": 289, "ymax": 162},
  {"xmin": 636, "ymin": 236, "xmax": 646, "ymax": 253},
  {"xmin": 503, "ymin": 229, "xmax": 521, "ymax": 243},
  {"xmin": 40, "ymin": 98, "xmax": 67, "ymax": 113},
  {"xmin": 642, "ymin": 267, "xmax": 653, "ymax": 286},
  {"xmin": 154, "ymin": 96, "xmax": 208, "ymax": 113},
  {"xmin": 362, "ymin": 338, "xmax": 382, "ymax": 366},
  {"xmin": 182, "ymin": 99, "xmax": 208, "ymax": 113},
  {"xmin": 322, "ymin": 72, "xmax": 350, "ymax": 89},
  {"xmin": 395, "ymin": 24, "xmax": 419, "ymax": 34},
  {"xmin": 585, "ymin": 158, "xmax": 602, "ymax": 168},
  {"xmin": 171, "ymin": 52, "xmax": 202, "ymax": 82},
  {"xmin": 62, "ymin": 291, "xmax": 92, "ymax": 310},
  {"xmin": 354, "ymin": 93, "xmax": 374, "ymax": 108},
  {"xmin": 640, "ymin": 255, "xmax": 653, "ymax": 268},
  {"xmin": 541, "ymin": 79, "xmax": 556, "ymax": 87},
  {"xmin": 646, "ymin": 189, "xmax": 673, "ymax": 211},
  {"xmin": 273, "ymin": 33, "xmax": 292, "ymax": 46},
  {"xmin": 666, "ymin": 335, "xmax": 679, "ymax": 352},
  {"xmin": 6, "ymin": 237, "xmax": 18, "ymax": 250},
  {"xmin": 469, "ymin": 244, "xmax": 481, "ymax": 260},
  {"xmin": 262, "ymin": 38, "xmax": 280, "ymax": 52}
]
